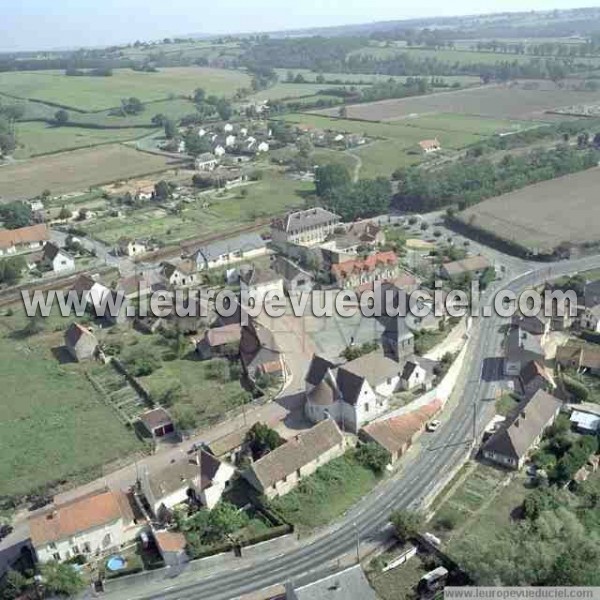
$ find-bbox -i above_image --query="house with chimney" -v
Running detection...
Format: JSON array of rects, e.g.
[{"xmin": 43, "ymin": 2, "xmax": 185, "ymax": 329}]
[
  {"xmin": 270, "ymin": 208, "xmax": 340, "ymax": 246},
  {"xmin": 140, "ymin": 450, "xmax": 235, "ymax": 517},
  {"xmin": 28, "ymin": 488, "xmax": 139, "ymax": 563},
  {"xmin": 481, "ymin": 390, "xmax": 562, "ymax": 470}
]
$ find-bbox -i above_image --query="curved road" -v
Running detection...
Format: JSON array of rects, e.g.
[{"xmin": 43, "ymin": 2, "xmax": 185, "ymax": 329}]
[{"xmin": 130, "ymin": 255, "xmax": 600, "ymax": 600}]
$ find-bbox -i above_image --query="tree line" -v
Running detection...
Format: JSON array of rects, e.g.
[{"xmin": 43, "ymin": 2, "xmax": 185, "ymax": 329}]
[{"xmin": 393, "ymin": 144, "xmax": 600, "ymax": 212}]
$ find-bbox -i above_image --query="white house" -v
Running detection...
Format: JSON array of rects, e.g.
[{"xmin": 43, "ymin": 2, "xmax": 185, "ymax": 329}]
[
  {"xmin": 118, "ymin": 238, "xmax": 147, "ymax": 257},
  {"xmin": 257, "ymin": 141, "xmax": 269, "ymax": 153},
  {"xmin": 28, "ymin": 489, "xmax": 139, "ymax": 563},
  {"xmin": 223, "ymin": 123, "xmax": 233, "ymax": 133},
  {"xmin": 41, "ymin": 242, "xmax": 75, "ymax": 273},
  {"xmin": 140, "ymin": 450, "xmax": 235, "ymax": 517},
  {"xmin": 225, "ymin": 135, "xmax": 236, "ymax": 147},
  {"xmin": 304, "ymin": 352, "xmax": 402, "ymax": 433},
  {"xmin": 0, "ymin": 223, "xmax": 49, "ymax": 256},
  {"xmin": 214, "ymin": 145, "xmax": 226, "ymax": 157},
  {"xmin": 581, "ymin": 305, "xmax": 600, "ymax": 333},
  {"xmin": 191, "ymin": 232, "xmax": 268, "ymax": 271},
  {"xmin": 400, "ymin": 360, "xmax": 427, "ymax": 391},
  {"xmin": 239, "ymin": 265, "xmax": 284, "ymax": 305},
  {"xmin": 240, "ymin": 127, "xmax": 248, "ymax": 137},
  {"xmin": 72, "ymin": 274, "xmax": 111, "ymax": 310},
  {"xmin": 195, "ymin": 153, "xmax": 218, "ymax": 172},
  {"xmin": 161, "ymin": 260, "xmax": 198, "ymax": 287},
  {"xmin": 270, "ymin": 208, "xmax": 341, "ymax": 246},
  {"xmin": 198, "ymin": 128, "xmax": 207, "ymax": 137}
]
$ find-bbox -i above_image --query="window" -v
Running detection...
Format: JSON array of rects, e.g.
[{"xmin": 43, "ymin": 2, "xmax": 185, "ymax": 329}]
[
  {"xmin": 53, "ymin": 553, "xmax": 61, "ymax": 561},
  {"xmin": 102, "ymin": 533, "xmax": 112, "ymax": 547},
  {"xmin": 83, "ymin": 542, "xmax": 92, "ymax": 553},
  {"xmin": 71, "ymin": 545, "xmax": 80, "ymax": 555},
  {"xmin": 48, "ymin": 542, "xmax": 57, "ymax": 550},
  {"xmin": 365, "ymin": 403, "xmax": 370, "ymax": 412}
]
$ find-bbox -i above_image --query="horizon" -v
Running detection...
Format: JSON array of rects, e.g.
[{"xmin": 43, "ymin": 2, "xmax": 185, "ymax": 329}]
[{"xmin": 1, "ymin": 0, "xmax": 595, "ymax": 53}]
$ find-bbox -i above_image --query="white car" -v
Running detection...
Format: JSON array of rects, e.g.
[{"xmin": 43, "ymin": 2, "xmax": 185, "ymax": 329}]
[{"xmin": 426, "ymin": 420, "xmax": 440, "ymax": 432}]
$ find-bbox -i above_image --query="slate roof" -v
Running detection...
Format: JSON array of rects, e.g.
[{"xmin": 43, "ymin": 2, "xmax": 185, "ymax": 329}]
[
  {"xmin": 272, "ymin": 255, "xmax": 313, "ymax": 283},
  {"xmin": 42, "ymin": 242, "xmax": 72, "ymax": 262},
  {"xmin": 292, "ymin": 565, "xmax": 378, "ymax": 600},
  {"xmin": 192, "ymin": 232, "xmax": 266, "ymax": 263},
  {"xmin": 506, "ymin": 327, "xmax": 545, "ymax": 358},
  {"xmin": 28, "ymin": 489, "xmax": 124, "ymax": 547},
  {"xmin": 247, "ymin": 420, "xmax": 343, "ymax": 490},
  {"xmin": 482, "ymin": 390, "xmax": 562, "ymax": 462},
  {"xmin": 272, "ymin": 208, "xmax": 340, "ymax": 234},
  {"xmin": 401, "ymin": 360, "xmax": 420, "ymax": 380},
  {"xmin": 519, "ymin": 360, "xmax": 553, "ymax": 387},
  {"xmin": 305, "ymin": 355, "xmax": 337, "ymax": 386},
  {"xmin": 139, "ymin": 407, "xmax": 172, "ymax": 432},
  {"xmin": 307, "ymin": 380, "xmax": 337, "ymax": 406}
]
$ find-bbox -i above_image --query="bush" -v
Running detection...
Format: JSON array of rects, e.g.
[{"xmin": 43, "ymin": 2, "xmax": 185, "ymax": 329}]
[
  {"xmin": 562, "ymin": 375, "xmax": 589, "ymax": 402},
  {"xmin": 390, "ymin": 509, "xmax": 424, "ymax": 543},
  {"xmin": 354, "ymin": 443, "xmax": 390, "ymax": 473},
  {"xmin": 206, "ymin": 358, "xmax": 230, "ymax": 382}
]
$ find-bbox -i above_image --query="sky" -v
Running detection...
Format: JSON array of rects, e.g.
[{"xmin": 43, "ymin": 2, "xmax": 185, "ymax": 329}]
[{"xmin": 0, "ymin": 0, "xmax": 590, "ymax": 52}]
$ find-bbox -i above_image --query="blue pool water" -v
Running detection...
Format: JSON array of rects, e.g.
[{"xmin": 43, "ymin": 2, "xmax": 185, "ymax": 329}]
[{"xmin": 106, "ymin": 556, "xmax": 127, "ymax": 571}]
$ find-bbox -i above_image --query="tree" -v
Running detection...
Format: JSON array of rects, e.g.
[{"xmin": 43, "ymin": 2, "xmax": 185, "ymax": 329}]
[
  {"xmin": 154, "ymin": 180, "xmax": 171, "ymax": 201},
  {"xmin": 54, "ymin": 109, "xmax": 69, "ymax": 126},
  {"xmin": 0, "ymin": 202, "xmax": 32, "ymax": 229},
  {"xmin": 184, "ymin": 132, "xmax": 212, "ymax": 157},
  {"xmin": 315, "ymin": 163, "xmax": 351, "ymax": 197},
  {"xmin": 193, "ymin": 87, "xmax": 206, "ymax": 104},
  {"xmin": 0, "ymin": 256, "xmax": 26, "ymax": 286},
  {"xmin": 390, "ymin": 509, "xmax": 424, "ymax": 543},
  {"xmin": 163, "ymin": 118, "xmax": 177, "ymax": 140},
  {"xmin": 121, "ymin": 97, "xmax": 144, "ymax": 115},
  {"xmin": 246, "ymin": 422, "xmax": 283, "ymax": 459},
  {"xmin": 39, "ymin": 561, "xmax": 85, "ymax": 597},
  {"xmin": 58, "ymin": 206, "xmax": 72, "ymax": 220},
  {"xmin": 355, "ymin": 442, "xmax": 390, "ymax": 473},
  {"xmin": 215, "ymin": 98, "xmax": 233, "ymax": 121}
]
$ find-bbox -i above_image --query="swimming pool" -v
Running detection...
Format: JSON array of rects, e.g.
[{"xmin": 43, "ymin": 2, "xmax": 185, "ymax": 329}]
[{"xmin": 106, "ymin": 556, "xmax": 127, "ymax": 571}]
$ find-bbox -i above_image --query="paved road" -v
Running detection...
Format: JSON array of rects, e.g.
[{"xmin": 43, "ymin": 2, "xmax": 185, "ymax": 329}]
[{"xmin": 122, "ymin": 254, "xmax": 600, "ymax": 600}]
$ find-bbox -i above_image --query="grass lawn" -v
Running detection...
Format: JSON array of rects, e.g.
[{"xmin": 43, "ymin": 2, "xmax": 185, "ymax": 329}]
[
  {"xmin": 14, "ymin": 122, "xmax": 147, "ymax": 158},
  {"xmin": 367, "ymin": 552, "xmax": 430, "ymax": 600},
  {"xmin": 249, "ymin": 83, "xmax": 355, "ymax": 102},
  {"xmin": 81, "ymin": 169, "xmax": 310, "ymax": 245},
  {"xmin": 0, "ymin": 308, "xmax": 143, "ymax": 498},
  {"xmin": 495, "ymin": 392, "xmax": 521, "ymax": 417},
  {"xmin": 270, "ymin": 451, "xmax": 380, "ymax": 535},
  {"xmin": 0, "ymin": 67, "xmax": 251, "ymax": 111}
]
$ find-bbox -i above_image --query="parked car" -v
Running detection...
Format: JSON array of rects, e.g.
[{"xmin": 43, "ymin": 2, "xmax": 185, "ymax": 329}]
[{"xmin": 426, "ymin": 420, "xmax": 440, "ymax": 432}]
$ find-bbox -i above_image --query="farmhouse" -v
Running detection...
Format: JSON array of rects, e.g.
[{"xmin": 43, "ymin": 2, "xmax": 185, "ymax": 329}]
[
  {"xmin": 243, "ymin": 419, "xmax": 345, "ymax": 499},
  {"xmin": 28, "ymin": 488, "xmax": 138, "ymax": 563},
  {"xmin": 419, "ymin": 138, "xmax": 441, "ymax": 154},
  {"xmin": 139, "ymin": 407, "xmax": 175, "ymax": 438},
  {"xmin": 196, "ymin": 323, "xmax": 242, "ymax": 359},
  {"xmin": 359, "ymin": 399, "xmax": 442, "ymax": 464},
  {"xmin": 194, "ymin": 153, "xmax": 218, "ymax": 171},
  {"xmin": 64, "ymin": 322, "xmax": 98, "ymax": 362},
  {"xmin": 239, "ymin": 322, "xmax": 285, "ymax": 381},
  {"xmin": 140, "ymin": 450, "xmax": 235, "ymax": 517},
  {"xmin": 162, "ymin": 260, "xmax": 198, "ymax": 287},
  {"xmin": 117, "ymin": 238, "xmax": 148, "ymax": 257},
  {"xmin": 72, "ymin": 274, "xmax": 110, "ymax": 309},
  {"xmin": 0, "ymin": 223, "xmax": 49, "ymax": 256},
  {"xmin": 40, "ymin": 242, "xmax": 75, "ymax": 273},
  {"xmin": 331, "ymin": 251, "xmax": 398, "ymax": 290},
  {"xmin": 482, "ymin": 390, "xmax": 562, "ymax": 470},
  {"xmin": 190, "ymin": 232, "xmax": 267, "ymax": 271},
  {"xmin": 271, "ymin": 208, "xmax": 341, "ymax": 246},
  {"xmin": 556, "ymin": 342, "xmax": 600, "ymax": 376},
  {"xmin": 440, "ymin": 255, "xmax": 491, "ymax": 279}
]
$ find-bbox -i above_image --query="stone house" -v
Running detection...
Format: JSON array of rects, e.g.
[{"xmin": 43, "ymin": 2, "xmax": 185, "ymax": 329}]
[
  {"xmin": 272, "ymin": 255, "xmax": 314, "ymax": 294},
  {"xmin": 195, "ymin": 323, "xmax": 242, "ymax": 359},
  {"xmin": 64, "ymin": 323, "xmax": 98, "ymax": 361},
  {"xmin": 161, "ymin": 260, "xmax": 198, "ymax": 287},
  {"xmin": 481, "ymin": 390, "xmax": 562, "ymax": 470},
  {"xmin": 556, "ymin": 342, "xmax": 600, "ymax": 376},
  {"xmin": 331, "ymin": 251, "xmax": 399, "ymax": 290},
  {"xmin": 117, "ymin": 238, "xmax": 147, "ymax": 257},
  {"xmin": 270, "ymin": 208, "xmax": 340, "ymax": 246},
  {"xmin": 243, "ymin": 419, "xmax": 345, "ymax": 499},
  {"xmin": 139, "ymin": 408, "xmax": 175, "ymax": 438}
]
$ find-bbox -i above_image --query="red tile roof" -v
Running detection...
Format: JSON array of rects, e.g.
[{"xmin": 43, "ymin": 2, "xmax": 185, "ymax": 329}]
[
  {"xmin": 331, "ymin": 251, "xmax": 397, "ymax": 280},
  {"xmin": 0, "ymin": 224, "xmax": 49, "ymax": 250}
]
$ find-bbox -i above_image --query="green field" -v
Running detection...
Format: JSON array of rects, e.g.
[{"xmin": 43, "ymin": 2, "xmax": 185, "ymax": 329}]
[
  {"xmin": 14, "ymin": 122, "xmax": 147, "ymax": 158},
  {"xmin": 0, "ymin": 310, "xmax": 142, "ymax": 498},
  {"xmin": 278, "ymin": 113, "xmax": 484, "ymax": 177},
  {"xmin": 249, "ymin": 83, "xmax": 354, "ymax": 102},
  {"xmin": 81, "ymin": 169, "xmax": 310, "ymax": 244},
  {"xmin": 0, "ymin": 67, "xmax": 251, "ymax": 111}
]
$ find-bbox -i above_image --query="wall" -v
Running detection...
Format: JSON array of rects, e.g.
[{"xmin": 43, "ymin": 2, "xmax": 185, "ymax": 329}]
[{"xmin": 36, "ymin": 518, "xmax": 126, "ymax": 563}]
